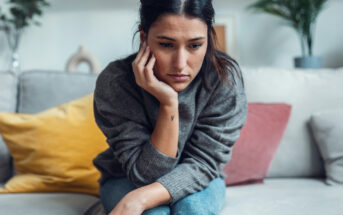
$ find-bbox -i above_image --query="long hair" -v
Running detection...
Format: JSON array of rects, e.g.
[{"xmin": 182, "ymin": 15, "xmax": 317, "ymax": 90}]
[{"xmin": 134, "ymin": 0, "xmax": 243, "ymax": 91}]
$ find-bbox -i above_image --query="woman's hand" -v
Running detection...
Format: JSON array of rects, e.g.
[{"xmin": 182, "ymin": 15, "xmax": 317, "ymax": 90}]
[
  {"xmin": 108, "ymin": 182, "xmax": 172, "ymax": 215},
  {"xmin": 108, "ymin": 191, "xmax": 145, "ymax": 215},
  {"xmin": 132, "ymin": 41, "xmax": 178, "ymax": 107}
]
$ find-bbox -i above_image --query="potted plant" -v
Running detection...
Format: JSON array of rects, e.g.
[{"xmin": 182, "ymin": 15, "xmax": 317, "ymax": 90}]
[
  {"xmin": 0, "ymin": 0, "xmax": 50, "ymax": 73},
  {"xmin": 247, "ymin": 0, "xmax": 328, "ymax": 69}
]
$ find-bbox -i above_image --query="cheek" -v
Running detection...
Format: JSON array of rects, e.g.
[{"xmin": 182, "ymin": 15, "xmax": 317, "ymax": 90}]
[
  {"xmin": 192, "ymin": 50, "xmax": 207, "ymax": 70},
  {"xmin": 150, "ymin": 52, "xmax": 164, "ymax": 79},
  {"xmin": 152, "ymin": 51, "xmax": 170, "ymax": 72},
  {"xmin": 198, "ymin": 45, "xmax": 207, "ymax": 61}
]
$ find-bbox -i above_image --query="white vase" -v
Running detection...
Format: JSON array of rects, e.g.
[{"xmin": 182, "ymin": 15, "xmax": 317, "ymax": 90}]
[{"xmin": 6, "ymin": 28, "xmax": 22, "ymax": 74}]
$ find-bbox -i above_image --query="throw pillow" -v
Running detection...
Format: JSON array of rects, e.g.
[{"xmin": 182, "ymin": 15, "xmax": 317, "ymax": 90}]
[
  {"xmin": 0, "ymin": 93, "xmax": 108, "ymax": 195},
  {"xmin": 223, "ymin": 103, "xmax": 292, "ymax": 186},
  {"xmin": 309, "ymin": 108, "xmax": 343, "ymax": 185}
]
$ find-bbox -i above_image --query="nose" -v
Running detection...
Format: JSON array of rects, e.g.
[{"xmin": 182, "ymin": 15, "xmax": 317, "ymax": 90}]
[{"xmin": 174, "ymin": 48, "xmax": 187, "ymax": 73}]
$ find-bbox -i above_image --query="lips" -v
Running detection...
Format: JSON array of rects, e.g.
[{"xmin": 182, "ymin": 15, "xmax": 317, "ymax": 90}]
[
  {"xmin": 168, "ymin": 74, "xmax": 190, "ymax": 82},
  {"xmin": 169, "ymin": 74, "xmax": 189, "ymax": 77}
]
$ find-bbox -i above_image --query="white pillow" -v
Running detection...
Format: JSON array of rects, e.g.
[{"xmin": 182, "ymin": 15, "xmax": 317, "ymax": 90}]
[{"xmin": 309, "ymin": 108, "xmax": 343, "ymax": 185}]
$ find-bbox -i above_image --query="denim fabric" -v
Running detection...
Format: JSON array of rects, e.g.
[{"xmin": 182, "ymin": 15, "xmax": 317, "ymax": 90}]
[{"xmin": 100, "ymin": 176, "xmax": 225, "ymax": 215}]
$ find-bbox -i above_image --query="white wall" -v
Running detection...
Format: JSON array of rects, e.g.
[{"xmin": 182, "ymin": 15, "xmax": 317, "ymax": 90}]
[
  {"xmin": 0, "ymin": 0, "xmax": 342, "ymax": 72},
  {"xmin": 214, "ymin": 0, "xmax": 343, "ymax": 68},
  {"xmin": 0, "ymin": 0, "xmax": 141, "ymax": 72}
]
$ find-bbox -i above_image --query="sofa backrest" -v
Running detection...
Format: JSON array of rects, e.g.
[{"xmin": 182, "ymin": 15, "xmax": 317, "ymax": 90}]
[
  {"xmin": 17, "ymin": 71, "xmax": 98, "ymax": 113},
  {"xmin": 0, "ymin": 72, "xmax": 17, "ymax": 183},
  {"xmin": 1, "ymin": 70, "xmax": 98, "ymax": 180},
  {"xmin": 242, "ymin": 67, "xmax": 343, "ymax": 178}
]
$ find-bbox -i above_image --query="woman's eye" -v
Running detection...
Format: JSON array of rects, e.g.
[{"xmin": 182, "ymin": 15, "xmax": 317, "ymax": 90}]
[
  {"xmin": 158, "ymin": 43, "xmax": 202, "ymax": 49},
  {"xmin": 189, "ymin": 44, "xmax": 202, "ymax": 49},
  {"xmin": 159, "ymin": 43, "xmax": 173, "ymax": 48}
]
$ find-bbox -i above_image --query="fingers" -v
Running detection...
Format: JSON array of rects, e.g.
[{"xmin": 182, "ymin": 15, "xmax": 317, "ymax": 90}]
[
  {"xmin": 137, "ymin": 45, "xmax": 151, "ymax": 69},
  {"xmin": 131, "ymin": 42, "xmax": 157, "ymax": 90},
  {"xmin": 144, "ymin": 54, "xmax": 156, "ymax": 83},
  {"xmin": 132, "ymin": 42, "xmax": 149, "ymax": 86}
]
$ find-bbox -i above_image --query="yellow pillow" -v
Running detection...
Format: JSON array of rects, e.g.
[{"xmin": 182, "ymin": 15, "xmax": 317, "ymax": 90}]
[{"xmin": 0, "ymin": 93, "xmax": 107, "ymax": 196}]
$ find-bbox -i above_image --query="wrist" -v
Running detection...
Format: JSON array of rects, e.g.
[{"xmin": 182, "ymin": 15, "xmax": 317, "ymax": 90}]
[
  {"xmin": 158, "ymin": 91, "xmax": 178, "ymax": 108},
  {"xmin": 128, "ymin": 189, "xmax": 149, "ymax": 210},
  {"xmin": 133, "ymin": 183, "xmax": 172, "ymax": 210},
  {"xmin": 160, "ymin": 100, "xmax": 178, "ymax": 110}
]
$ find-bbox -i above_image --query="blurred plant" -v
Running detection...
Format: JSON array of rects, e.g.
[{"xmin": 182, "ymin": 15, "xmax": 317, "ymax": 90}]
[
  {"xmin": 0, "ymin": 0, "xmax": 50, "ymax": 31},
  {"xmin": 247, "ymin": 0, "xmax": 328, "ymax": 57},
  {"xmin": 0, "ymin": 0, "xmax": 50, "ymax": 72}
]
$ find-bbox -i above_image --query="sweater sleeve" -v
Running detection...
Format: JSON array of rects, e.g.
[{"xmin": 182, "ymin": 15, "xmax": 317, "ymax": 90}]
[
  {"xmin": 93, "ymin": 63, "xmax": 179, "ymax": 186},
  {"xmin": 156, "ymin": 72, "xmax": 248, "ymax": 205}
]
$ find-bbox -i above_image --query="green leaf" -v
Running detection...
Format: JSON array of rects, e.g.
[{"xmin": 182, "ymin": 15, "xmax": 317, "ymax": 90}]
[{"xmin": 1, "ymin": 0, "xmax": 50, "ymax": 31}]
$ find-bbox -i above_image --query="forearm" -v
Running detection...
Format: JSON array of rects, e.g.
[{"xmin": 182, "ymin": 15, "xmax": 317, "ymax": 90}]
[
  {"xmin": 134, "ymin": 182, "xmax": 172, "ymax": 210},
  {"xmin": 150, "ymin": 103, "xmax": 179, "ymax": 157}
]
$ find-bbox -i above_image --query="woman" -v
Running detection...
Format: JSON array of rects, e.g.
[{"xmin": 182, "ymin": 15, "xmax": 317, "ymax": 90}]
[{"xmin": 92, "ymin": 0, "xmax": 248, "ymax": 214}]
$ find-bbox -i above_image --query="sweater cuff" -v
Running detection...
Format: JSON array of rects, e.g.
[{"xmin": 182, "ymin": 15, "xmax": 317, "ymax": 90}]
[
  {"xmin": 139, "ymin": 140, "xmax": 179, "ymax": 177},
  {"xmin": 156, "ymin": 169, "xmax": 194, "ymax": 205}
]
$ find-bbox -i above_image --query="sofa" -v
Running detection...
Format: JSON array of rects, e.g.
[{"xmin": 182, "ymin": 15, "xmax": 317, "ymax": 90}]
[{"xmin": 0, "ymin": 66, "xmax": 342, "ymax": 215}]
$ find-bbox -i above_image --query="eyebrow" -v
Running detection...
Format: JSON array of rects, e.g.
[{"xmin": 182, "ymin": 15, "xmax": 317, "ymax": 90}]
[{"xmin": 156, "ymin": 36, "xmax": 205, "ymax": 42}]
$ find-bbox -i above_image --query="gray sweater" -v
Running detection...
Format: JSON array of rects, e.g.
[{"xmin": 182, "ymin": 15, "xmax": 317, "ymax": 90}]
[{"xmin": 92, "ymin": 53, "xmax": 248, "ymax": 205}]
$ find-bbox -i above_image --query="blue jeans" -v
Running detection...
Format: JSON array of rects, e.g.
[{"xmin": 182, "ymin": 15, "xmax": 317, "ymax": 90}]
[{"xmin": 100, "ymin": 176, "xmax": 226, "ymax": 215}]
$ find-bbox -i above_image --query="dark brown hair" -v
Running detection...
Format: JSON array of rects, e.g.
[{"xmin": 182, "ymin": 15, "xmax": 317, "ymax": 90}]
[{"xmin": 134, "ymin": 0, "xmax": 243, "ymax": 90}]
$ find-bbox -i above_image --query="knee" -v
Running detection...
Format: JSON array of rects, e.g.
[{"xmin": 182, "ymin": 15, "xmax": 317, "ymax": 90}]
[
  {"xmin": 142, "ymin": 205, "xmax": 170, "ymax": 215},
  {"xmin": 171, "ymin": 178, "xmax": 225, "ymax": 215},
  {"xmin": 172, "ymin": 197, "xmax": 219, "ymax": 215}
]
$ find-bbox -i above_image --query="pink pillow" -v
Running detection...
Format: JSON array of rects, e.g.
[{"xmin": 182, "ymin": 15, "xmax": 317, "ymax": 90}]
[{"xmin": 223, "ymin": 103, "xmax": 292, "ymax": 186}]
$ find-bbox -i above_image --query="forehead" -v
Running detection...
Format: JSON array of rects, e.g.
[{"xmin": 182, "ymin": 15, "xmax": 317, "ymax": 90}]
[{"xmin": 149, "ymin": 14, "xmax": 208, "ymax": 38}]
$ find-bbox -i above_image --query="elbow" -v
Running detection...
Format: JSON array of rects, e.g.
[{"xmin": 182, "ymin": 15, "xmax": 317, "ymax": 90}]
[
  {"xmin": 126, "ymin": 163, "xmax": 163, "ymax": 187},
  {"xmin": 120, "ymin": 141, "xmax": 180, "ymax": 186},
  {"xmin": 128, "ymin": 171, "xmax": 148, "ymax": 187}
]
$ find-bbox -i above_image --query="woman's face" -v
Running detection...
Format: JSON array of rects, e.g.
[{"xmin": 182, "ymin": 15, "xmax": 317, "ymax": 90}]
[{"xmin": 143, "ymin": 14, "xmax": 208, "ymax": 92}]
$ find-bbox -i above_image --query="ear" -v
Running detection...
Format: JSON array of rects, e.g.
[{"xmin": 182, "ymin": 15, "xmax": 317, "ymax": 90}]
[{"xmin": 139, "ymin": 25, "xmax": 147, "ymax": 45}]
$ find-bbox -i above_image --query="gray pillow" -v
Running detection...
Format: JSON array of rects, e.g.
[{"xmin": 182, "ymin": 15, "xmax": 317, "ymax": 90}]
[
  {"xmin": 0, "ymin": 72, "xmax": 17, "ymax": 183},
  {"xmin": 309, "ymin": 109, "xmax": 343, "ymax": 185}
]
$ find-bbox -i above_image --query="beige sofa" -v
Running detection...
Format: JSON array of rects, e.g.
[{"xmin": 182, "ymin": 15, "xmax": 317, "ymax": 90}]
[{"xmin": 0, "ymin": 67, "xmax": 343, "ymax": 215}]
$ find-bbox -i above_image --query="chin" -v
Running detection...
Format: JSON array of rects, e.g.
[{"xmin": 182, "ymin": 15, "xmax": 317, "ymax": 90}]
[{"xmin": 171, "ymin": 82, "xmax": 188, "ymax": 92}]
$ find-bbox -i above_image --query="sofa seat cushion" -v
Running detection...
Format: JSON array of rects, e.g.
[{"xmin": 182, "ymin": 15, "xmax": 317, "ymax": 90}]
[
  {"xmin": 222, "ymin": 178, "xmax": 343, "ymax": 215},
  {"xmin": 0, "ymin": 193, "xmax": 99, "ymax": 215}
]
